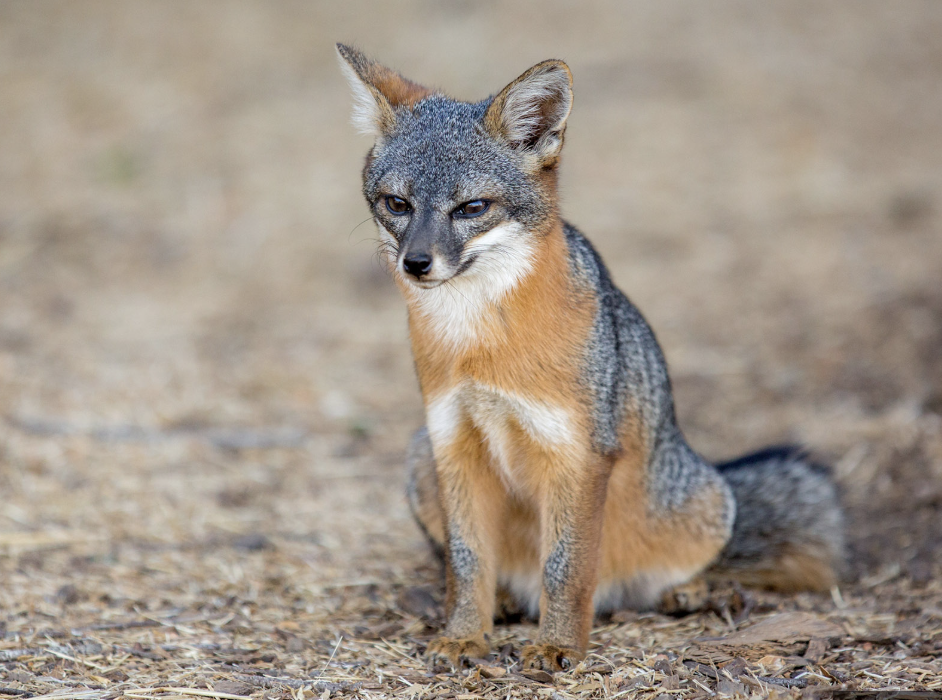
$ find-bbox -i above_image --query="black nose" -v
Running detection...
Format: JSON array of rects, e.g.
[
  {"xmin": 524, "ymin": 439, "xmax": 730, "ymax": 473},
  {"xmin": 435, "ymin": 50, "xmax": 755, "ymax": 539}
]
[{"xmin": 403, "ymin": 253, "xmax": 433, "ymax": 278}]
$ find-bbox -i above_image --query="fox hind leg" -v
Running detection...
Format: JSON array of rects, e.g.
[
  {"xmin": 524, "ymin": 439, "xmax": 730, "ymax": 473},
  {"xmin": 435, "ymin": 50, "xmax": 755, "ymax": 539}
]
[
  {"xmin": 597, "ymin": 440, "xmax": 735, "ymax": 614},
  {"xmin": 406, "ymin": 426, "xmax": 446, "ymax": 558}
]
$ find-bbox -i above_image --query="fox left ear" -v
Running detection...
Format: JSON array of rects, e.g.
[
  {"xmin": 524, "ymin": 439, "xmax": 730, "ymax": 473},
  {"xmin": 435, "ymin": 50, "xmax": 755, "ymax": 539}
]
[
  {"xmin": 336, "ymin": 43, "xmax": 431, "ymax": 139},
  {"xmin": 484, "ymin": 60, "xmax": 573, "ymax": 166}
]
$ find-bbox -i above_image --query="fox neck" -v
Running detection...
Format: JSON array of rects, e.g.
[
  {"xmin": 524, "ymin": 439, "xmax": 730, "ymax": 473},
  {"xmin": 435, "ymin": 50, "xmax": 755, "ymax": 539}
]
[{"xmin": 404, "ymin": 219, "xmax": 594, "ymax": 396}]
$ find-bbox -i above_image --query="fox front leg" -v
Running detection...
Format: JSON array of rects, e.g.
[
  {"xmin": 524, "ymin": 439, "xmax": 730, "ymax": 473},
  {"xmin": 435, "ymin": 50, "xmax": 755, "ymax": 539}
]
[
  {"xmin": 424, "ymin": 424, "xmax": 505, "ymax": 669},
  {"xmin": 522, "ymin": 458, "xmax": 611, "ymax": 672}
]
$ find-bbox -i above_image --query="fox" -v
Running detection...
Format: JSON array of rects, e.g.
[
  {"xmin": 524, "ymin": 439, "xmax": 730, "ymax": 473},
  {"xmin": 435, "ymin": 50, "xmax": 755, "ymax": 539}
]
[{"xmin": 337, "ymin": 44, "xmax": 844, "ymax": 673}]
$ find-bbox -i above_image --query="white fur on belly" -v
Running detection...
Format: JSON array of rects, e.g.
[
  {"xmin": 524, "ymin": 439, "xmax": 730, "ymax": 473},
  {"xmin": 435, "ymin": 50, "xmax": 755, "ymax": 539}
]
[
  {"xmin": 501, "ymin": 568, "xmax": 698, "ymax": 617},
  {"xmin": 594, "ymin": 569, "xmax": 695, "ymax": 612}
]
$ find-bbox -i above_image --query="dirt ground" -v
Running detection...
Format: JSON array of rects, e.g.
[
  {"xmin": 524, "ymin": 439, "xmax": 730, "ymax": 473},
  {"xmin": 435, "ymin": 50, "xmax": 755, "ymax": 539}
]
[{"xmin": 1, "ymin": 2, "xmax": 941, "ymax": 698}]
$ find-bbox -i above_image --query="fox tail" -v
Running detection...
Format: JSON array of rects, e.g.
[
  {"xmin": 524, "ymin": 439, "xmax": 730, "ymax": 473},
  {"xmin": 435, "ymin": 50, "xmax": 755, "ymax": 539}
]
[{"xmin": 708, "ymin": 446, "xmax": 844, "ymax": 592}]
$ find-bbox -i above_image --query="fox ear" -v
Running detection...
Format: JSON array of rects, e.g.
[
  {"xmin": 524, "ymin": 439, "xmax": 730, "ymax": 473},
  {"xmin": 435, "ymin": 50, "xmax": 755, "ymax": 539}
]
[
  {"xmin": 336, "ymin": 43, "xmax": 431, "ymax": 138},
  {"xmin": 484, "ymin": 60, "xmax": 573, "ymax": 165}
]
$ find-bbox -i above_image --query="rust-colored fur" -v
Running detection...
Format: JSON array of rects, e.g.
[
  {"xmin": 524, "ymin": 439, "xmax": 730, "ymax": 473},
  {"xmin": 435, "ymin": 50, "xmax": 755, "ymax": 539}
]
[
  {"xmin": 404, "ymin": 223, "xmax": 731, "ymax": 670},
  {"xmin": 410, "ymin": 223, "xmax": 609, "ymax": 667}
]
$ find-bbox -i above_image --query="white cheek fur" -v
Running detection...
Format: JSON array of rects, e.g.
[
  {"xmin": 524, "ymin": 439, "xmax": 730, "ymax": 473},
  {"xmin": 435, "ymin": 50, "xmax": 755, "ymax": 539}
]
[
  {"xmin": 403, "ymin": 222, "xmax": 536, "ymax": 349},
  {"xmin": 376, "ymin": 222, "xmax": 399, "ymax": 265}
]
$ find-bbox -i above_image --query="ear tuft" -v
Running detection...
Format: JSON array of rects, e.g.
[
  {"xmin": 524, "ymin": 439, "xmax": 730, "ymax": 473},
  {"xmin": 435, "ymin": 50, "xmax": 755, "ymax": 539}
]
[
  {"xmin": 336, "ymin": 44, "xmax": 388, "ymax": 136},
  {"xmin": 336, "ymin": 43, "xmax": 431, "ymax": 138},
  {"xmin": 484, "ymin": 60, "xmax": 573, "ymax": 164}
]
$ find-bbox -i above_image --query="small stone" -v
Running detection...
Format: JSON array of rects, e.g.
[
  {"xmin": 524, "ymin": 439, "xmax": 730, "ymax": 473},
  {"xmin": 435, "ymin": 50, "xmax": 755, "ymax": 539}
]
[
  {"xmin": 212, "ymin": 680, "xmax": 254, "ymax": 696},
  {"xmin": 479, "ymin": 665, "xmax": 507, "ymax": 678},
  {"xmin": 722, "ymin": 657, "xmax": 748, "ymax": 678},
  {"xmin": 661, "ymin": 674, "xmax": 680, "ymax": 690},
  {"xmin": 232, "ymin": 533, "xmax": 272, "ymax": 551},
  {"xmin": 653, "ymin": 658, "xmax": 673, "ymax": 675},
  {"xmin": 716, "ymin": 679, "xmax": 745, "ymax": 696},
  {"xmin": 397, "ymin": 585, "xmax": 440, "ymax": 620},
  {"xmin": 56, "ymin": 584, "xmax": 81, "ymax": 605}
]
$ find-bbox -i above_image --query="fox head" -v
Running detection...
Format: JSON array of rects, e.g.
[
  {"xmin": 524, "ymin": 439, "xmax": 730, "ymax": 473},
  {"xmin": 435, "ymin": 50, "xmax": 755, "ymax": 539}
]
[{"xmin": 337, "ymin": 44, "xmax": 572, "ymax": 292}]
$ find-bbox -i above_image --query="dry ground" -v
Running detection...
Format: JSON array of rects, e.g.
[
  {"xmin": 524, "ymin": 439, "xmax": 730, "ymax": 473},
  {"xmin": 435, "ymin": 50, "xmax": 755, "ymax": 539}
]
[{"xmin": 1, "ymin": 2, "xmax": 941, "ymax": 698}]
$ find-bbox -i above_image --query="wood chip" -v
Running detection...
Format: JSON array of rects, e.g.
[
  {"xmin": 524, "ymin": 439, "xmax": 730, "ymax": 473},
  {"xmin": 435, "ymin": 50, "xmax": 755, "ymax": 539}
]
[
  {"xmin": 702, "ymin": 612, "xmax": 843, "ymax": 646},
  {"xmin": 519, "ymin": 669, "xmax": 554, "ymax": 684}
]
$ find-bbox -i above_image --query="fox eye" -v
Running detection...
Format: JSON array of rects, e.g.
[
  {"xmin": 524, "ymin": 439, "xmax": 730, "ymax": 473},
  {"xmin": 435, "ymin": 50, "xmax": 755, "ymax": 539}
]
[
  {"xmin": 454, "ymin": 200, "xmax": 490, "ymax": 218},
  {"xmin": 385, "ymin": 196, "xmax": 412, "ymax": 215}
]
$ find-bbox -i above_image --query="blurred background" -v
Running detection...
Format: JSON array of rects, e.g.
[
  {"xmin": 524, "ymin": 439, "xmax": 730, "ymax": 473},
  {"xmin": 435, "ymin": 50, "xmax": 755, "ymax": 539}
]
[{"xmin": 1, "ymin": 0, "xmax": 940, "ymax": 623}]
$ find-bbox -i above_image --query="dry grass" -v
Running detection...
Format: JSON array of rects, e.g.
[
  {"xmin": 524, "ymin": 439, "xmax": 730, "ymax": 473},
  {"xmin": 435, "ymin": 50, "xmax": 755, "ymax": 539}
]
[{"xmin": 1, "ymin": 1, "xmax": 941, "ymax": 698}]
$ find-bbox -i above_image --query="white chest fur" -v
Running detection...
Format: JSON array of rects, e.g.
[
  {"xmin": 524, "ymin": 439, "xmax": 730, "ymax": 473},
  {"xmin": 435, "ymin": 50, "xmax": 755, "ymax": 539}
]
[{"xmin": 426, "ymin": 384, "xmax": 575, "ymax": 488}]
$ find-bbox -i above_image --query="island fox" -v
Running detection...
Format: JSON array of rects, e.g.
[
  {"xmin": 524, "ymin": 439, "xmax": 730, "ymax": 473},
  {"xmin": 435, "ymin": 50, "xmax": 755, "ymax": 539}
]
[{"xmin": 337, "ymin": 44, "xmax": 844, "ymax": 672}]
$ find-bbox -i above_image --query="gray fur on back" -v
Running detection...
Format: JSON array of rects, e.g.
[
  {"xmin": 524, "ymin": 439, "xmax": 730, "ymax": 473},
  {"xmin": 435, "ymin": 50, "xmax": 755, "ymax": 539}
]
[
  {"xmin": 372, "ymin": 78, "xmax": 841, "ymax": 587},
  {"xmin": 563, "ymin": 224, "xmax": 734, "ymax": 529}
]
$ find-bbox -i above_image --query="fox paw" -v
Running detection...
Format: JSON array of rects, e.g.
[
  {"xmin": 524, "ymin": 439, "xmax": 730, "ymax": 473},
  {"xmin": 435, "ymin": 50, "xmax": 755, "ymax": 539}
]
[
  {"xmin": 521, "ymin": 643, "xmax": 584, "ymax": 672},
  {"xmin": 425, "ymin": 635, "xmax": 489, "ymax": 670},
  {"xmin": 658, "ymin": 578, "xmax": 709, "ymax": 615}
]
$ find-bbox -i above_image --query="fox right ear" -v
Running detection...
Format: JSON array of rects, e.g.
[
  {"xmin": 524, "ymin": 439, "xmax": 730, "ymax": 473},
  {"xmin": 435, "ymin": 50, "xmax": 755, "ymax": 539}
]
[{"xmin": 336, "ymin": 44, "xmax": 431, "ymax": 138}]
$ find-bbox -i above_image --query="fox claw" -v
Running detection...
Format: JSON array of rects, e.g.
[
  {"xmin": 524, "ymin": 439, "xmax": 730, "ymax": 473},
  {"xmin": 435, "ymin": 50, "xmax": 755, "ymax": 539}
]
[
  {"xmin": 521, "ymin": 643, "xmax": 584, "ymax": 673},
  {"xmin": 425, "ymin": 636, "xmax": 489, "ymax": 670}
]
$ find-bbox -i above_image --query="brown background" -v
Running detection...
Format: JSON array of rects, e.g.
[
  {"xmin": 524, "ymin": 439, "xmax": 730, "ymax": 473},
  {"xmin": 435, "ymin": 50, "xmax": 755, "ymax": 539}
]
[{"xmin": 0, "ymin": 1, "xmax": 940, "ymax": 696}]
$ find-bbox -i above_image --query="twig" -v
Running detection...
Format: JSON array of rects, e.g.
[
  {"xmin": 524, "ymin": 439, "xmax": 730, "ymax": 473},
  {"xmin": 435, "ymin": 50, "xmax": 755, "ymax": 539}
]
[
  {"xmin": 123, "ymin": 688, "xmax": 250, "ymax": 700},
  {"xmin": 313, "ymin": 636, "xmax": 343, "ymax": 679},
  {"xmin": 43, "ymin": 646, "xmax": 107, "ymax": 672},
  {"xmin": 13, "ymin": 692, "xmax": 101, "ymax": 700},
  {"xmin": 0, "ymin": 649, "xmax": 41, "ymax": 662},
  {"xmin": 229, "ymin": 675, "xmax": 355, "ymax": 693},
  {"xmin": 80, "ymin": 620, "xmax": 163, "ymax": 633}
]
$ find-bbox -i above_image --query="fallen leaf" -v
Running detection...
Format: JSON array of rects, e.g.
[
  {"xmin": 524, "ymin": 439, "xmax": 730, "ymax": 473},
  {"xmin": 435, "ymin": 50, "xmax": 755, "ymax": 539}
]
[
  {"xmin": 804, "ymin": 636, "xmax": 829, "ymax": 662},
  {"xmin": 721, "ymin": 657, "xmax": 748, "ymax": 678},
  {"xmin": 717, "ymin": 679, "xmax": 745, "ymax": 695},
  {"xmin": 520, "ymin": 669, "xmax": 554, "ymax": 684},
  {"xmin": 702, "ymin": 613, "xmax": 842, "ymax": 646},
  {"xmin": 212, "ymin": 681, "xmax": 255, "ymax": 696}
]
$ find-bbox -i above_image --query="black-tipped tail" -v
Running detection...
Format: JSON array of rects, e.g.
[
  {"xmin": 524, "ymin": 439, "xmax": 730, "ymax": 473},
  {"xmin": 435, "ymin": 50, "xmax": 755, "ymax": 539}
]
[{"xmin": 709, "ymin": 446, "xmax": 844, "ymax": 591}]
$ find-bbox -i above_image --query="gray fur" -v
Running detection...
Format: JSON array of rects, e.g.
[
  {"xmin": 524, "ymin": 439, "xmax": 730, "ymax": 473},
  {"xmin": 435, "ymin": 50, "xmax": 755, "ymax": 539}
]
[
  {"xmin": 712, "ymin": 449, "xmax": 845, "ymax": 575},
  {"xmin": 564, "ymin": 223, "xmax": 734, "ymax": 525},
  {"xmin": 543, "ymin": 534, "xmax": 573, "ymax": 595},
  {"xmin": 363, "ymin": 95, "xmax": 556, "ymax": 270},
  {"xmin": 347, "ymin": 49, "xmax": 843, "ymax": 606},
  {"xmin": 448, "ymin": 532, "xmax": 478, "ymax": 580},
  {"xmin": 405, "ymin": 426, "xmax": 445, "ymax": 561}
]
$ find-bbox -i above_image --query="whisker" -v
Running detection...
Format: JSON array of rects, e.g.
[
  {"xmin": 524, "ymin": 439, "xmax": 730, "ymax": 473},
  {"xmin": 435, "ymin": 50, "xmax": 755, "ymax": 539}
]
[
  {"xmin": 347, "ymin": 215, "xmax": 378, "ymax": 242},
  {"xmin": 444, "ymin": 277, "xmax": 473, "ymax": 306}
]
